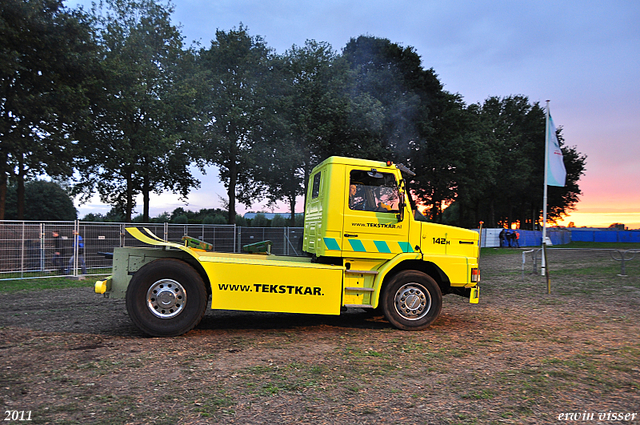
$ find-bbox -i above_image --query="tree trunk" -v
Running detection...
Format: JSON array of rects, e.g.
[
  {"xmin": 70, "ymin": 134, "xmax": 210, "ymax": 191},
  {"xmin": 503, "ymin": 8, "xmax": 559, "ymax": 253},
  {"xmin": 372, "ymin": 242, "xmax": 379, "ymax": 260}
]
[
  {"xmin": 126, "ymin": 173, "xmax": 134, "ymax": 222},
  {"xmin": 143, "ymin": 171, "xmax": 150, "ymax": 222},
  {"xmin": 288, "ymin": 193, "xmax": 296, "ymax": 226},
  {"xmin": 302, "ymin": 144, "xmax": 311, "ymax": 209},
  {"xmin": 0, "ymin": 158, "xmax": 7, "ymax": 220},
  {"xmin": 228, "ymin": 159, "xmax": 237, "ymax": 225},
  {"xmin": 17, "ymin": 156, "xmax": 25, "ymax": 220}
]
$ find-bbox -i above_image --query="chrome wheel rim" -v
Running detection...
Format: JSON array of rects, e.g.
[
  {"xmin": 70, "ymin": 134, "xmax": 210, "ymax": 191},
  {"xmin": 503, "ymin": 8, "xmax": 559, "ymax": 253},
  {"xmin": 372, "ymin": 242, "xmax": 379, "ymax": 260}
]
[
  {"xmin": 147, "ymin": 279, "xmax": 186, "ymax": 319},
  {"xmin": 394, "ymin": 283, "xmax": 431, "ymax": 320}
]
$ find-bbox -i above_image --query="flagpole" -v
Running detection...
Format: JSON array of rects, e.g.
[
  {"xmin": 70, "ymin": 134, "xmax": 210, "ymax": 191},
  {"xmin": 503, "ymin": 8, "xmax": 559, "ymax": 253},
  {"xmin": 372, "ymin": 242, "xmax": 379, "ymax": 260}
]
[{"xmin": 542, "ymin": 100, "xmax": 550, "ymax": 277}]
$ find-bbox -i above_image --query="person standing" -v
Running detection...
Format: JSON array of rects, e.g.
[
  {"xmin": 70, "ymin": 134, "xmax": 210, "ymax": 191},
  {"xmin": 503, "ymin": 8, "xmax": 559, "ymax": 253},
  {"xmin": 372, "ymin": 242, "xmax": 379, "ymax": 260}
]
[{"xmin": 499, "ymin": 229, "xmax": 506, "ymax": 247}]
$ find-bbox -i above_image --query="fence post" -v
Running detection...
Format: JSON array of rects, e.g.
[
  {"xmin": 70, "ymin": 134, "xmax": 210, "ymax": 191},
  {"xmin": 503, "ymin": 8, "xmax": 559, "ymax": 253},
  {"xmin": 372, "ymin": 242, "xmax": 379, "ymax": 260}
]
[
  {"xmin": 211, "ymin": 226, "xmax": 215, "ymax": 251},
  {"xmin": 40, "ymin": 223, "xmax": 47, "ymax": 272},
  {"xmin": 120, "ymin": 224, "xmax": 126, "ymax": 247},
  {"xmin": 20, "ymin": 222, "xmax": 25, "ymax": 279},
  {"xmin": 284, "ymin": 227, "xmax": 288, "ymax": 256},
  {"xmin": 40, "ymin": 223, "xmax": 45, "ymax": 272},
  {"xmin": 73, "ymin": 220, "xmax": 79, "ymax": 277}
]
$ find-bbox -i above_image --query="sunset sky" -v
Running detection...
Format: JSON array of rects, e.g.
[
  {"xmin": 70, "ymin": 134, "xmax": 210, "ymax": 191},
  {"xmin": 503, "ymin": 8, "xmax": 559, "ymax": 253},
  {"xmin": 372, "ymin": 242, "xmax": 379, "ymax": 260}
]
[{"xmin": 68, "ymin": 0, "xmax": 640, "ymax": 229}]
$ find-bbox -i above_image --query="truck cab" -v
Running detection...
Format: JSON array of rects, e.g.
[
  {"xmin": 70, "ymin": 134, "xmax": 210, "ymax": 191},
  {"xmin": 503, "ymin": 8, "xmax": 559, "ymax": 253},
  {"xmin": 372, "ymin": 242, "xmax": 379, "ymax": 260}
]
[
  {"xmin": 303, "ymin": 156, "xmax": 480, "ymax": 313},
  {"xmin": 96, "ymin": 156, "xmax": 480, "ymax": 336}
]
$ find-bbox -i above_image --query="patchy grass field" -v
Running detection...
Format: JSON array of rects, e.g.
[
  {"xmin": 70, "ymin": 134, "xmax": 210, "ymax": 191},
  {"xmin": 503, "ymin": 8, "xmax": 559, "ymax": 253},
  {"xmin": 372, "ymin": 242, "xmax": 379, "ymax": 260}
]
[{"xmin": 1, "ymin": 248, "xmax": 639, "ymax": 424}]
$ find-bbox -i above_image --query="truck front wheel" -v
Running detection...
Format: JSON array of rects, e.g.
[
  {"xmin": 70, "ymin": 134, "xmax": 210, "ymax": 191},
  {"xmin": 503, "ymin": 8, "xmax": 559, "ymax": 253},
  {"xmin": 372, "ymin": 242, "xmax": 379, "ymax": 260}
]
[
  {"xmin": 126, "ymin": 259, "xmax": 208, "ymax": 337},
  {"xmin": 382, "ymin": 270, "xmax": 442, "ymax": 330}
]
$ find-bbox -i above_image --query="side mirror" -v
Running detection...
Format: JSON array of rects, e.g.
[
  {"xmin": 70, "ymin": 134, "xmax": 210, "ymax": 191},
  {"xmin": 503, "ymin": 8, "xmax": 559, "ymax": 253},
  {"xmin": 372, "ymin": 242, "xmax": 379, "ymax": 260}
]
[{"xmin": 396, "ymin": 191, "xmax": 406, "ymax": 223}]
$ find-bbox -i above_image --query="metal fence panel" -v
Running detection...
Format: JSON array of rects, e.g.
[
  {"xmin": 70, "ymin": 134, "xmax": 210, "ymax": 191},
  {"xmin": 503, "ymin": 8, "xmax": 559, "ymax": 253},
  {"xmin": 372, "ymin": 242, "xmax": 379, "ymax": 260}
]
[
  {"xmin": 237, "ymin": 227, "xmax": 304, "ymax": 256},
  {"xmin": 0, "ymin": 220, "xmax": 304, "ymax": 280},
  {"xmin": 0, "ymin": 221, "xmax": 77, "ymax": 279},
  {"xmin": 75, "ymin": 222, "xmax": 125, "ymax": 275}
]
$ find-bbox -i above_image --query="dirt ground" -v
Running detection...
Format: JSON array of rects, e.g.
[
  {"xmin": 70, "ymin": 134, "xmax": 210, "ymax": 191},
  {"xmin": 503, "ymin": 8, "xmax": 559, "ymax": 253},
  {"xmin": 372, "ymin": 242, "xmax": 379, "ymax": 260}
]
[{"xmin": 1, "ymin": 249, "xmax": 639, "ymax": 424}]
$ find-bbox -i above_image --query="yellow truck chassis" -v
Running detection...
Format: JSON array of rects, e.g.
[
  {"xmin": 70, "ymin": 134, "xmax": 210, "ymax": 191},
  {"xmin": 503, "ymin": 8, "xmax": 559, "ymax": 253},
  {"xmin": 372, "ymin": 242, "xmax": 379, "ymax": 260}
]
[{"xmin": 96, "ymin": 157, "xmax": 480, "ymax": 336}]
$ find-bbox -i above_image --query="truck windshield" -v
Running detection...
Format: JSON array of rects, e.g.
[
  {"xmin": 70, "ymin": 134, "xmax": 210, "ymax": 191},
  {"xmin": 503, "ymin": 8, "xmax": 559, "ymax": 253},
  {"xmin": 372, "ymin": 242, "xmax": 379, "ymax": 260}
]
[{"xmin": 349, "ymin": 170, "xmax": 400, "ymax": 213}]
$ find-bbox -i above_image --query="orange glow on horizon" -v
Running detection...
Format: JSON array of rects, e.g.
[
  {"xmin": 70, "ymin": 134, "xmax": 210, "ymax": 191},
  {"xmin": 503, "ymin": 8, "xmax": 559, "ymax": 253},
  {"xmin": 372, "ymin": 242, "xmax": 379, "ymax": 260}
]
[
  {"xmin": 557, "ymin": 211, "xmax": 640, "ymax": 230},
  {"xmin": 414, "ymin": 201, "xmax": 640, "ymax": 230}
]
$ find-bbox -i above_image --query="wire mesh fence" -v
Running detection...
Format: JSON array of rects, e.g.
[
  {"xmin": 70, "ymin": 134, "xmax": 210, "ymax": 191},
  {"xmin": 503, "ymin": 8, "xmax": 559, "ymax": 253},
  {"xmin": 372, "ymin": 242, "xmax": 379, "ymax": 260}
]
[
  {"xmin": 0, "ymin": 220, "xmax": 304, "ymax": 280},
  {"xmin": 519, "ymin": 247, "xmax": 640, "ymax": 279}
]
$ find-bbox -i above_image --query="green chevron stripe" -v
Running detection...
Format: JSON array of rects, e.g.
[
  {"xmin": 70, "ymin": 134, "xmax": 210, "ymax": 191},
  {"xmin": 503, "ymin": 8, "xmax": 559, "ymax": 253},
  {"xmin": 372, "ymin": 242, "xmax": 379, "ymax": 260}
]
[
  {"xmin": 398, "ymin": 242, "xmax": 414, "ymax": 253},
  {"xmin": 374, "ymin": 240, "xmax": 391, "ymax": 253},
  {"xmin": 323, "ymin": 238, "xmax": 340, "ymax": 251},
  {"xmin": 348, "ymin": 239, "xmax": 366, "ymax": 252}
]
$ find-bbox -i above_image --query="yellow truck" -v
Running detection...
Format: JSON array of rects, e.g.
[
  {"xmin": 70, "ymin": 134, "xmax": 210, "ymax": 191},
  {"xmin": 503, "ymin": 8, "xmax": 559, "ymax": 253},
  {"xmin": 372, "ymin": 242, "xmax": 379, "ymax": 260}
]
[{"xmin": 96, "ymin": 156, "xmax": 480, "ymax": 336}]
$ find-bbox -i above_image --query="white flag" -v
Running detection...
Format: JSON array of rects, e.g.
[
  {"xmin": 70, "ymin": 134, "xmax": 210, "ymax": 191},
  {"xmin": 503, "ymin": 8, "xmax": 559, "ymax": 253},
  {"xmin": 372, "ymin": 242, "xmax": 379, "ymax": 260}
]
[{"xmin": 547, "ymin": 114, "xmax": 566, "ymax": 187}]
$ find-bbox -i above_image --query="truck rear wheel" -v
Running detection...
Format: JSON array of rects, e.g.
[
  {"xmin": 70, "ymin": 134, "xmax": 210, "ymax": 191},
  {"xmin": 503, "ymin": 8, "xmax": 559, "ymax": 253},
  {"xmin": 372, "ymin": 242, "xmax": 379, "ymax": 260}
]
[
  {"xmin": 126, "ymin": 259, "xmax": 208, "ymax": 337},
  {"xmin": 382, "ymin": 270, "xmax": 442, "ymax": 330}
]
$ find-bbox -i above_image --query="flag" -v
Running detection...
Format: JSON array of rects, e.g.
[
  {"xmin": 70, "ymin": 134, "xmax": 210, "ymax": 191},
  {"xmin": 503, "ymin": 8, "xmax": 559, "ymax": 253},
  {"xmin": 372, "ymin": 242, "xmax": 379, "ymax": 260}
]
[{"xmin": 546, "ymin": 114, "xmax": 566, "ymax": 187}]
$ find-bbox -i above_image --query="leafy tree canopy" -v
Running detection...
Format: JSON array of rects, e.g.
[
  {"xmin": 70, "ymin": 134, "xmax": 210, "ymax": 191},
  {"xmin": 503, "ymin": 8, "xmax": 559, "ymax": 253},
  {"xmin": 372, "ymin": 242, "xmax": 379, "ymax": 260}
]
[
  {"xmin": 5, "ymin": 180, "xmax": 77, "ymax": 221},
  {"xmin": 73, "ymin": 0, "xmax": 199, "ymax": 222},
  {"xmin": 0, "ymin": 0, "xmax": 97, "ymax": 219}
]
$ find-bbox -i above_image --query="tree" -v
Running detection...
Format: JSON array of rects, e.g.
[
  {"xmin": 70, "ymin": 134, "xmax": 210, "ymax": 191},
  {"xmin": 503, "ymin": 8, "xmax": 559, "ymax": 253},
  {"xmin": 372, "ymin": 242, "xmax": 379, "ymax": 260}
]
[
  {"xmin": 0, "ymin": 0, "xmax": 97, "ymax": 219},
  {"xmin": 458, "ymin": 96, "xmax": 586, "ymax": 229},
  {"xmin": 73, "ymin": 0, "xmax": 199, "ymax": 222},
  {"xmin": 439, "ymin": 101, "xmax": 497, "ymax": 227},
  {"xmin": 172, "ymin": 214, "xmax": 188, "ymax": 224},
  {"xmin": 250, "ymin": 213, "xmax": 269, "ymax": 227},
  {"xmin": 197, "ymin": 25, "xmax": 274, "ymax": 224},
  {"xmin": 254, "ymin": 40, "xmax": 350, "ymax": 223},
  {"xmin": 5, "ymin": 180, "xmax": 77, "ymax": 220},
  {"xmin": 271, "ymin": 214, "xmax": 286, "ymax": 227},
  {"xmin": 342, "ymin": 36, "xmax": 438, "ymax": 161},
  {"xmin": 478, "ymin": 96, "xmax": 544, "ymax": 228},
  {"xmin": 81, "ymin": 212, "xmax": 106, "ymax": 222},
  {"xmin": 410, "ymin": 92, "xmax": 478, "ymax": 222},
  {"xmin": 343, "ymin": 36, "xmax": 466, "ymax": 221}
]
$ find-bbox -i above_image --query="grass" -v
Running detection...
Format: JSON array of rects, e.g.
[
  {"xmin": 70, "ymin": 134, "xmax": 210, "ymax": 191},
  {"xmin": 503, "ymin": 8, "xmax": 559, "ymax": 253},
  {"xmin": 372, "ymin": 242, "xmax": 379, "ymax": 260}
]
[
  {"xmin": 561, "ymin": 241, "xmax": 640, "ymax": 250},
  {"xmin": 0, "ymin": 276, "xmax": 95, "ymax": 293},
  {"xmin": 193, "ymin": 388, "xmax": 235, "ymax": 417},
  {"xmin": 480, "ymin": 247, "xmax": 523, "ymax": 256}
]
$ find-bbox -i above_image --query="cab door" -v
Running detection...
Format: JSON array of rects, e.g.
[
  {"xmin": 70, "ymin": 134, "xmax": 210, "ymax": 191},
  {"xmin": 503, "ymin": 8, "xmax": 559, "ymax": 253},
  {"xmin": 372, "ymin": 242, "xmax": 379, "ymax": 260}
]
[{"xmin": 341, "ymin": 167, "xmax": 412, "ymax": 258}]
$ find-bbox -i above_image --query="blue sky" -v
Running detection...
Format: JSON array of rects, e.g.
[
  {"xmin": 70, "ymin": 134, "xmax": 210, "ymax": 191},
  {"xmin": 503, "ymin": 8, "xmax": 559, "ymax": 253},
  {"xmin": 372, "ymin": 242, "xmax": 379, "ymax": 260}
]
[{"xmin": 68, "ymin": 0, "xmax": 640, "ymax": 228}]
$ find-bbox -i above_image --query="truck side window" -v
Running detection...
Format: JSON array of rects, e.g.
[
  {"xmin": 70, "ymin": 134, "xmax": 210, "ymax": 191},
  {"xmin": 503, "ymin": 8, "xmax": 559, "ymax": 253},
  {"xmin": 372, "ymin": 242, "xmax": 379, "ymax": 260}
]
[
  {"xmin": 311, "ymin": 172, "xmax": 321, "ymax": 199},
  {"xmin": 349, "ymin": 170, "xmax": 400, "ymax": 213}
]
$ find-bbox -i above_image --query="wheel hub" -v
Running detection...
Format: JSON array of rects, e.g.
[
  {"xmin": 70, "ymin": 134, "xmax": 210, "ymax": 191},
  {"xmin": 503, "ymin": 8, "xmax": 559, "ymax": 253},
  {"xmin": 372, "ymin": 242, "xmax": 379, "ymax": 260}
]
[
  {"xmin": 147, "ymin": 279, "xmax": 186, "ymax": 319},
  {"xmin": 394, "ymin": 283, "xmax": 431, "ymax": 320}
]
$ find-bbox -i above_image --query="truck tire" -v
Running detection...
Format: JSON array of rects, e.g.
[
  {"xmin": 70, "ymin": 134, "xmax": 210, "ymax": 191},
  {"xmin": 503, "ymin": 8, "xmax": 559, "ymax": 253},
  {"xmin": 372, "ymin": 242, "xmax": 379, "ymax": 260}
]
[
  {"xmin": 382, "ymin": 270, "xmax": 442, "ymax": 330},
  {"xmin": 126, "ymin": 259, "xmax": 208, "ymax": 337}
]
